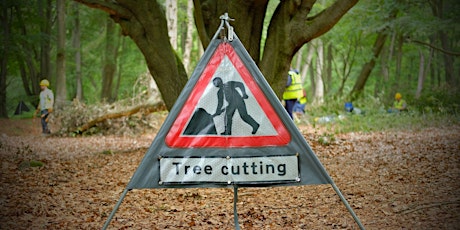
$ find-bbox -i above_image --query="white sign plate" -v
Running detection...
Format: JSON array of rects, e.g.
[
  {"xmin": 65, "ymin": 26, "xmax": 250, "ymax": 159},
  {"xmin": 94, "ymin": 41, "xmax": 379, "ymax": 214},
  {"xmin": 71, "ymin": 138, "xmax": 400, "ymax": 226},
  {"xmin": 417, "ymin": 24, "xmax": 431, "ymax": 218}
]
[{"xmin": 160, "ymin": 155, "xmax": 299, "ymax": 184}]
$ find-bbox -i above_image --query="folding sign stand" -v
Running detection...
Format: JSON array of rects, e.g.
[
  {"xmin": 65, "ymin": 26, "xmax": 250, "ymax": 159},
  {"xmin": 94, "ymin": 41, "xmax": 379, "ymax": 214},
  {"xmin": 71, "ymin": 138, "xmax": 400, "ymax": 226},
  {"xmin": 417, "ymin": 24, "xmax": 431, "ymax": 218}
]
[{"xmin": 102, "ymin": 13, "xmax": 364, "ymax": 230}]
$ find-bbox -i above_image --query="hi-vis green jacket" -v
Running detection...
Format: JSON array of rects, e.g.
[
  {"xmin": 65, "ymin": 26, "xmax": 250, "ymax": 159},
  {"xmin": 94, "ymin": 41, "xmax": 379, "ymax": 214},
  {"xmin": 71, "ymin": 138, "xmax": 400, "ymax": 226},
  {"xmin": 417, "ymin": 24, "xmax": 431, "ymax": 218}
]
[{"xmin": 282, "ymin": 70, "xmax": 303, "ymax": 100}]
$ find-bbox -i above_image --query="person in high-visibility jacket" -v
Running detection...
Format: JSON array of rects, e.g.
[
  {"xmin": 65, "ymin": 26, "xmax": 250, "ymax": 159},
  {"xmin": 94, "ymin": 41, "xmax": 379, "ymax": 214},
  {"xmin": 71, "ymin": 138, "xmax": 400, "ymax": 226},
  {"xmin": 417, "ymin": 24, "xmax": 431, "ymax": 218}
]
[
  {"xmin": 388, "ymin": 92, "xmax": 407, "ymax": 113},
  {"xmin": 282, "ymin": 69, "xmax": 303, "ymax": 119}
]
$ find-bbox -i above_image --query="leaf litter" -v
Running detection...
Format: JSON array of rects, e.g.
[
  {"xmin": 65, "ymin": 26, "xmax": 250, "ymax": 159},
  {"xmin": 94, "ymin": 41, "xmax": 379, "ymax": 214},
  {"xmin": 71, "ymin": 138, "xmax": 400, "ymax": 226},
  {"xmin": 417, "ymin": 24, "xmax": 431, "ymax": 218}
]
[{"xmin": 0, "ymin": 118, "xmax": 459, "ymax": 229}]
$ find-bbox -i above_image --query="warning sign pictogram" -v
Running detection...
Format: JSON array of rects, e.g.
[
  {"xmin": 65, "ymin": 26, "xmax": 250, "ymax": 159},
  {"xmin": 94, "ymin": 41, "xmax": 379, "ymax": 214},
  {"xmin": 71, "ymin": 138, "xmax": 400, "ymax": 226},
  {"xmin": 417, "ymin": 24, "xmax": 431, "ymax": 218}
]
[{"xmin": 165, "ymin": 43, "xmax": 290, "ymax": 148}]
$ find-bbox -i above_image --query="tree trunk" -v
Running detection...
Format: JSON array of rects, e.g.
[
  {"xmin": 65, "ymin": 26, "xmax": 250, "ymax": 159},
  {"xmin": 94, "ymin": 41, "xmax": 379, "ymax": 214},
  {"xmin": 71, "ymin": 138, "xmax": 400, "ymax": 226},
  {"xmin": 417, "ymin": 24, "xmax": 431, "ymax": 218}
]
[
  {"xmin": 72, "ymin": 2, "xmax": 83, "ymax": 101},
  {"xmin": 75, "ymin": 0, "xmax": 188, "ymax": 111},
  {"xmin": 0, "ymin": 52, "xmax": 6, "ymax": 118},
  {"xmin": 259, "ymin": 0, "xmax": 358, "ymax": 97},
  {"xmin": 194, "ymin": 0, "xmax": 268, "ymax": 64},
  {"xmin": 39, "ymin": 0, "xmax": 52, "ymax": 83},
  {"xmin": 309, "ymin": 64, "xmax": 315, "ymax": 101},
  {"xmin": 183, "ymin": 0, "xmax": 194, "ymax": 74},
  {"xmin": 415, "ymin": 49, "xmax": 425, "ymax": 99},
  {"xmin": 166, "ymin": 0, "xmax": 178, "ymax": 50},
  {"xmin": 430, "ymin": 0, "xmax": 456, "ymax": 87},
  {"xmin": 23, "ymin": 55, "xmax": 38, "ymax": 95},
  {"xmin": 426, "ymin": 47, "xmax": 433, "ymax": 89},
  {"xmin": 313, "ymin": 39, "xmax": 324, "ymax": 105},
  {"xmin": 15, "ymin": 5, "xmax": 40, "ymax": 97},
  {"xmin": 336, "ymin": 36, "xmax": 357, "ymax": 97},
  {"xmin": 101, "ymin": 18, "xmax": 118, "ymax": 102},
  {"xmin": 385, "ymin": 31, "xmax": 396, "ymax": 82},
  {"xmin": 301, "ymin": 44, "xmax": 315, "ymax": 84},
  {"xmin": 0, "ymin": 2, "xmax": 10, "ymax": 118},
  {"xmin": 349, "ymin": 5, "xmax": 398, "ymax": 99},
  {"xmin": 375, "ymin": 46, "xmax": 388, "ymax": 97},
  {"xmin": 325, "ymin": 43, "xmax": 332, "ymax": 94},
  {"xmin": 350, "ymin": 32, "xmax": 387, "ymax": 99},
  {"xmin": 76, "ymin": 0, "xmax": 357, "ymax": 109},
  {"xmin": 418, "ymin": 46, "xmax": 433, "ymax": 98},
  {"xmin": 55, "ymin": 0, "xmax": 67, "ymax": 109},
  {"xmin": 428, "ymin": 36, "xmax": 436, "ymax": 89},
  {"xmin": 395, "ymin": 34, "xmax": 404, "ymax": 84},
  {"xmin": 113, "ymin": 37, "xmax": 126, "ymax": 101},
  {"xmin": 439, "ymin": 31, "xmax": 455, "ymax": 86},
  {"xmin": 295, "ymin": 45, "xmax": 304, "ymax": 72}
]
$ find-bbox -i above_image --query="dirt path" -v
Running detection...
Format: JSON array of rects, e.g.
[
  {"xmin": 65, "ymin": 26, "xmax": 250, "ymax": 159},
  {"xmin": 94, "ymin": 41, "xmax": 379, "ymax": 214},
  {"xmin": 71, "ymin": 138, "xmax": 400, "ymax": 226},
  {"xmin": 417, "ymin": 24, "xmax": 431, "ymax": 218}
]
[{"xmin": 0, "ymin": 118, "xmax": 459, "ymax": 229}]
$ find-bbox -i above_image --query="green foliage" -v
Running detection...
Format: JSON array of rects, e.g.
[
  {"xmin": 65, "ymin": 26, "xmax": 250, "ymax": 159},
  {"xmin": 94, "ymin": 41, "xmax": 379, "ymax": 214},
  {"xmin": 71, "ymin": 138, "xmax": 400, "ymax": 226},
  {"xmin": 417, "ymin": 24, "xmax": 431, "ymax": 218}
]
[
  {"xmin": 101, "ymin": 150, "xmax": 113, "ymax": 155},
  {"xmin": 410, "ymin": 88, "xmax": 460, "ymax": 114},
  {"xmin": 318, "ymin": 133, "xmax": 336, "ymax": 146},
  {"xmin": 65, "ymin": 7, "xmax": 148, "ymax": 104},
  {"xmin": 4, "ymin": 0, "xmax": 459, "ymax": 125},
  {"xmin": 306, "ymin": 95, "xmax": 460, "ymax": 134},
  {"xmin": 19, "ymin": 160, "xmax": 44, "ymax": 170},
  {"xmin": 315, "ymin": 0, "xmax": 459, "ymax": 104}
]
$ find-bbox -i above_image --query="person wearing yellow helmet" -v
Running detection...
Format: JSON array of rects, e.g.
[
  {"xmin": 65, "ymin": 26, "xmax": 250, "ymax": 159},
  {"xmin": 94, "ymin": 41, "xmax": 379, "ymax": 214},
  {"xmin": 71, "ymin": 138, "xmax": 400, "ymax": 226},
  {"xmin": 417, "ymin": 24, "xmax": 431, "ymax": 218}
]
[
  {"xmin": 34, "ymin": 79, "xmax": 54, "ymax": 134},
  {"xmin": 388, "ymin": 92, "xmax": 407, "ymax": 113}
]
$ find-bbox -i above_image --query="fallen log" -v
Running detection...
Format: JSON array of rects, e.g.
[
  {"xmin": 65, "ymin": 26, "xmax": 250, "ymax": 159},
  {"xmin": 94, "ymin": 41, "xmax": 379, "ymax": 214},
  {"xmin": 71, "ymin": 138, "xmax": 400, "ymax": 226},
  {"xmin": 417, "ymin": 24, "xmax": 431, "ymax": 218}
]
[{"xmin": 74, "ymin": 102, "xmax": 165, "ymax": 134}]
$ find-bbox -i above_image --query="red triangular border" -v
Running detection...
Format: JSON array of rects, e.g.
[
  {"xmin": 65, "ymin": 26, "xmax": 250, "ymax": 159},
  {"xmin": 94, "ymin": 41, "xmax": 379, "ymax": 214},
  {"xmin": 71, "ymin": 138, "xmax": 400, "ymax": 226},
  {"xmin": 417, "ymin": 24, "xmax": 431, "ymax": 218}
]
[{"xmin": 165, "ymin": 43, "xmax": 290, "ymax": 148}]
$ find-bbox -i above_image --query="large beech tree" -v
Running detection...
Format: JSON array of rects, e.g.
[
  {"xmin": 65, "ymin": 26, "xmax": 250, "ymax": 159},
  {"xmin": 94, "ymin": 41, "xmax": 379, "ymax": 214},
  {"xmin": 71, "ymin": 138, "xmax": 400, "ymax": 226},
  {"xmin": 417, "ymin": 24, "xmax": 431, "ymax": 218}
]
[{"xmin": 75, "ymin": 0, "xmax": 358, "ymax": 110}]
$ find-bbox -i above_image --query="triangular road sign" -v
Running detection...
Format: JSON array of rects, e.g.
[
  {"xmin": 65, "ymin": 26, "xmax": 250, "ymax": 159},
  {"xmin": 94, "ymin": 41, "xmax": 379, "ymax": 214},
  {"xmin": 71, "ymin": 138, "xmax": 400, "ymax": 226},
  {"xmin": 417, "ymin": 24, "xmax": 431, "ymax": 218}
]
[{"xmin": 126, "ymin": 37, "xmax": 332, "ymax": 189}]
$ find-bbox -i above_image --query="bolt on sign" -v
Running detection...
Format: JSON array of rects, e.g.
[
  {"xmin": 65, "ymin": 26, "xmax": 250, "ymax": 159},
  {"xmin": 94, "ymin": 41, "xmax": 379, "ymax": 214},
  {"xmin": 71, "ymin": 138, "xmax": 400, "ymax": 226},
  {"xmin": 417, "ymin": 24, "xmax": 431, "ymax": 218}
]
[{"xmin": 102, "ymin": 14, "xmax": 364, "ymax": 230}]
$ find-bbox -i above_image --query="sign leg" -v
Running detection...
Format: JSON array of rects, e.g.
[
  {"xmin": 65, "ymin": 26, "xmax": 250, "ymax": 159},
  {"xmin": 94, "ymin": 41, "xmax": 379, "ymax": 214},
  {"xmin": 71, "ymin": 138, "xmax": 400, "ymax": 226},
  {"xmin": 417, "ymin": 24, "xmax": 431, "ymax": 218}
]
[
  {"xmin": 330, "ymin": 183, "xmax": 365, "ymax": 230},
  {"xmin": 102, "ymin": 188, "xmax": 130, "ymax": 230},
  {"xmin": 233, "ymin": 185, "xmax": 241, "ymax": 230}
]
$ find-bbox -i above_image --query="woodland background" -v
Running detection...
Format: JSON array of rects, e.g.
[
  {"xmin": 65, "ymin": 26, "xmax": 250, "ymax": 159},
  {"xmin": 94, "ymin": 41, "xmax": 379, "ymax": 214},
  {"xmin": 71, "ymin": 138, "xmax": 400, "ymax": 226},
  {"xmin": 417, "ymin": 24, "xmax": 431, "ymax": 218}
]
[
  {"xmin": 1, "ymin": 0, "xmax": 459, "ymax": 122},
  {"xmin": 1, "ymin": 1, "xmax": 460, "ymax": 229}
]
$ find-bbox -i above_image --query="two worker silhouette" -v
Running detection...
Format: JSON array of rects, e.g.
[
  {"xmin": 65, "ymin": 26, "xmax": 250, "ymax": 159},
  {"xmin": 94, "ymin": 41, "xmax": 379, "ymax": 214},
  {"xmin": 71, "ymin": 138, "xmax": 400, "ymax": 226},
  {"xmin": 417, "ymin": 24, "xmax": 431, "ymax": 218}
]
[{"xmin": 183, "ymin": 77, "xmax": 259, "ymax": 136}]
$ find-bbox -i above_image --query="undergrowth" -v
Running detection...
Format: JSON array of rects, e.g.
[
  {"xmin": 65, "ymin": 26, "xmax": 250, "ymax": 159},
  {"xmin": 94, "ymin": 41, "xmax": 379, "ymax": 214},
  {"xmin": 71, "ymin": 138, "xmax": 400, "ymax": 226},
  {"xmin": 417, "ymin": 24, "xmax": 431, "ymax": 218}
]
[
  {"xmin": 303, "ymin": 90, "xmax": 460, "ymax": 135},
  {"xmin": 10, "ymin": 88, "xmax": 459, "ymax": 137}
]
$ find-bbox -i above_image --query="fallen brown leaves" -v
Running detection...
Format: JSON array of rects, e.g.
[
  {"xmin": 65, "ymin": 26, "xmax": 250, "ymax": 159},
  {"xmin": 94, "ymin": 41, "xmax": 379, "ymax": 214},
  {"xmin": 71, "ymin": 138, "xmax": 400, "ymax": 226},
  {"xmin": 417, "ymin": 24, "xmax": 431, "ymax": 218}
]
[{"xmin": 0, "ymin": 119, "xmax": 459, "ymax": 229}]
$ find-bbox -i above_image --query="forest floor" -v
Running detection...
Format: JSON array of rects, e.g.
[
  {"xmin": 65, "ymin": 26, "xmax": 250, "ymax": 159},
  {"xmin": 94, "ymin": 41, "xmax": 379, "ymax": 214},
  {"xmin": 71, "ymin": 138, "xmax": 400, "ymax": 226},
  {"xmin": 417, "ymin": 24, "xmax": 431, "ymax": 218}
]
[{"xmin": 0, "ymin": 117, "xmax": 459, "ymax": 229}]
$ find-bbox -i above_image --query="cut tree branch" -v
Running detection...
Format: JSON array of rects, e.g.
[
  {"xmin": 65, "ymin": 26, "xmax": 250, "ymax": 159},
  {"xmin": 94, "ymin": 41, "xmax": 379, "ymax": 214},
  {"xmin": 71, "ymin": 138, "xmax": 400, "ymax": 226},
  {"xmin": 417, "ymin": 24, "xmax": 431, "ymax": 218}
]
[{"xmin": 73, "ymin": 102, "xmax": 164, "ymax": 134}]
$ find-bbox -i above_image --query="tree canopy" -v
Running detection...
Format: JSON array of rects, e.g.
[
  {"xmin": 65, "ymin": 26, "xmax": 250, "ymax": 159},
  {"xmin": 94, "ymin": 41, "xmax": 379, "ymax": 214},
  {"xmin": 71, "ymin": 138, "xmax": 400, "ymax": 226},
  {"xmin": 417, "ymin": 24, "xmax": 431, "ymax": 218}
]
[
  {"xmin": 75, "ymin": 0, "xmax": 358, "ymax": 110},
  {"xmin": 1, "ymin": 0, "xmax": 459, "ymax": 118}
]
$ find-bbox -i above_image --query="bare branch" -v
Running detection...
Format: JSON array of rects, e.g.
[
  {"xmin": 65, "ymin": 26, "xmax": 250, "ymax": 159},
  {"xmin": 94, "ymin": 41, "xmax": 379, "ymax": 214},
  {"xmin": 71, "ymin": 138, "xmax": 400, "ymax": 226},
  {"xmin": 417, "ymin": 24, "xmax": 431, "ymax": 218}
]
[
  {"xmin": 73, "ymin": 0, "xmax": 131, "ymax": 19},
  {"xmin": 407, "ymin": 38, "xmax": 460, "ymax": 56}
]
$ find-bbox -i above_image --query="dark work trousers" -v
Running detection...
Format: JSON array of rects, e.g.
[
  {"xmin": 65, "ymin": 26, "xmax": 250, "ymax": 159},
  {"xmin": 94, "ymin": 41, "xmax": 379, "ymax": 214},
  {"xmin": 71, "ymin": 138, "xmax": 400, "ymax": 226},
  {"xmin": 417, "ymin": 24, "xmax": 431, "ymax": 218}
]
[
  {"xmin": 40, "ymin": 109, "xmax": 50, "ymax": 133},
  {"xmin": 284, "ymin": 99, "xmax": 297, "ymax": 119}
]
